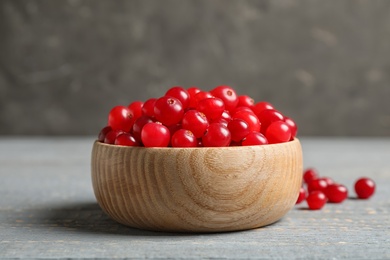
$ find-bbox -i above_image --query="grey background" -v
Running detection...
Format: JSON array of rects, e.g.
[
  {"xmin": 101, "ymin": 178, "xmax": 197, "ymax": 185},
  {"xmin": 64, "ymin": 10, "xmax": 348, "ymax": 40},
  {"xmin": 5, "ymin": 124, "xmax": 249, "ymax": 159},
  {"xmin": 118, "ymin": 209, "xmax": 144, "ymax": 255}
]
[{"xmin": 1, "ymin": 0, "xmax": 390, "ymax": 136}]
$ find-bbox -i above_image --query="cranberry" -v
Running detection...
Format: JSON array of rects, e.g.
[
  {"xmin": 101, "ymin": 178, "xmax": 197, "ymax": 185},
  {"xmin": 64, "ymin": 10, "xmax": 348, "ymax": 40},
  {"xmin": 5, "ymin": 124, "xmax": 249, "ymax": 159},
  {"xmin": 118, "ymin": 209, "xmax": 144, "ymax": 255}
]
[
  {"xmin": 108, "ymin": 106, "xmax": 134, "ymax": 132},
  {"xmin": 154, "ymin": 96, "xmax": 184, "ymax": 126},
  {"xmin": 141, "ymin": 122, "xmax": 170, "ymax": 147},
  {"xmin": 115, "ymin": 133, "xmax": 140, "ymax": 147},
  {"xmin": 306, "ymin": 191, "xmax": 327, "ymax": 210},
  {"xmin": 241, "ymin": 132, "xmax": 268, "ymax": 146},
  {"xmin": 210, "ymin": 85, "xmax": 238, "ymax": 112},
  {"xmin": 182, "ymin": 110, "xmax": 209, "ymax": 138},
  {"xmin": 233, "ymin": 110, "xmax": 261, "ymax": 133},
  {"xmin": 320, "ymin": 177, "xmax": 334, "ymax": 186},
  {"xmin": 284, "ymin": 116, "xmax": 298, "ymax": 139},
  {"xmin": 142, "ymin": 98, "xmax": 157, "ymax": 118},
  {"xmin": 265, "ymin": 121, "xmax": 292, "ymax": 144},
  {"xmin": 98, "ymin": 126, "xmax": 112, "ymax": 142},
  {"xmin": 326, "ymin": 184, "xmax": 348, "ymax": 203},
  {"xmin": 202, "ymin": 123, "xmax": 231, "ymax": 147},
  {"xmin": 354, "ymin": 177, "xmax": 376, "ymax": 199},
  {"xmin": 165, "ymin": 86, "xmax": 190, "ymax": 109},
  {"xmin": 307, "ymin": 178, "xmax": 328, "ymax": 193},
  {"xmin": 171, "ymin": 129, "xmax": 197, "ymax": 147},
  {"xmin": 303, "ymin": 168, "xmax": 319, "ymax": 184},
  {"xmin": 128, "ymin": 101, "xmax": 143, "ymax": 122},
  {"xmin": 197, "ymin": 97, "xmax": 225, "ymax": 121},
  {"xmin": 257, "ymin": 109, "xmax": 284, "ymax": 134},
  {"xmin": 104, "ymin": 129, "xmax": 125, "ymax": 144},
  {"xmin": 252, "ymin": 101, "xmax": 274, "ymax": 117},
  {"xmin": 193, "ymin": 91, "xmax": 214, "ymax": 108},
  {"xmin": 296, "ymin": 187, "xmax": 306, "ymax": 204},
  {"xmin": 228, "ymin": 118, "xmax": 250, "ymax": 142},
  {"xmin": 132, "ymin": 115, "xmax": 154, "ymax": 142},
  {"xmin": 237, "ymin": 95, "xmax": 255, "ymax": 108},
  {"xmin": 188, "ymin": 87, "xmax": 202, "ymax": 108}
]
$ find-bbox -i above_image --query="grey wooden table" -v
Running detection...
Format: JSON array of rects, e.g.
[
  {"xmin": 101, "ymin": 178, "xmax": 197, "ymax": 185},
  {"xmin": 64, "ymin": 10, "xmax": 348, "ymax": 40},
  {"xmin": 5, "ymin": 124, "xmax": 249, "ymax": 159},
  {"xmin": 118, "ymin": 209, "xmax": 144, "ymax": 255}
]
[{"xmin": 0, "ymin": 137, "xmax": 389, "ymax": 259}]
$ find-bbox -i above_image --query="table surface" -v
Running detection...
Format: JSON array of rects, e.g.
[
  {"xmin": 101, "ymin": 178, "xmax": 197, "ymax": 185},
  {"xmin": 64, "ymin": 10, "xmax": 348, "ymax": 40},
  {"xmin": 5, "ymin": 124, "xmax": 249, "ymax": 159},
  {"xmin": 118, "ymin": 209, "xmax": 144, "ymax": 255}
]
[{"xmin": 0, "ymin": 137, "xmax": 389, "ymax": 259}]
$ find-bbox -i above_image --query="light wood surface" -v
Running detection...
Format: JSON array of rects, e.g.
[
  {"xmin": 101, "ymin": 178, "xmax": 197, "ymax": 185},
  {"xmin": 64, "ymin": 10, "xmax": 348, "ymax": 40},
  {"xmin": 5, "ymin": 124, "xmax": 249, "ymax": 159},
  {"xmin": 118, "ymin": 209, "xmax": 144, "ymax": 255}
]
[{"xmin": 91, "ymin": 139, "xmax": 303, "ymax": 232}]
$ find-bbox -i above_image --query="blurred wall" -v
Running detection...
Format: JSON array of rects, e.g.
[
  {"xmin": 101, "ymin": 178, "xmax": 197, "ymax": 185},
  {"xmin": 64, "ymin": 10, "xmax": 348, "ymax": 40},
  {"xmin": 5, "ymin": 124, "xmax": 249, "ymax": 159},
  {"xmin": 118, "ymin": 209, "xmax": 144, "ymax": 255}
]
[{"xmin": 1, "ymin": 0, "xmax": 390, "ymax": 136}]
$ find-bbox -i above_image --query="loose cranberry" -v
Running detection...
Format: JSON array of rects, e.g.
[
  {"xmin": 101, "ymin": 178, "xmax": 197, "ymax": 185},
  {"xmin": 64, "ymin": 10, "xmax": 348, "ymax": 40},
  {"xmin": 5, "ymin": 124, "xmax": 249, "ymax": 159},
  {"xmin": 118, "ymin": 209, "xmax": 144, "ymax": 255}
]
[
  {"xmin": 128, "ymin": 101, "xmax": 144, "ymax": 122},
  {"xmin": 237, "ymin": 95, "xmax": 255, "ymax": 108},
  {"xmin": 104, "ymin": 129, "xmax": 125, "ymax": 144},
  {"xmin": 154, "ymin": 96, "xmax": 184, "ymax": 126},
  {"xmin": 354, "ymin": 177, "xmax": 376, "ymax": 199},
  {"xmin": 296, "ymin": 187, "xmax": 306, "ymax": 204},
  {"xmin": 233, "ymin": 110, "xmax": 261, "ymax": 133},
  {"xmin": 265, "ymin": 121, "xmax": 292, "ymax": 144},
  {"xmin": 202, "ymin": 123, "xmax": 231, "ymax": 147},
  {"xmin": 142, "ymin": 98, "xmax": 157, "ymax": 118},
  {"xmin": 303, "ymin": 168, "xmax": 319, "ymax": 184},
  {"xmin": 171, "ymin": 129, "xmax": 198, "ymax": 147},
  {"xmin": 307, "ymin": 178, "xmax": 328, "ymax": 193},
  {"xmin": 306, "ymin": 191, "xmax": 327, "ymax": 210},
  {"xmin": 115, "ymin": 133, "xmax": 140, "ymax": 147},
  {"xmin": 257, "ymin": 109, "xmax": 284, "ymax": 134},
  {"xmin": 210, "ymin": 85, "xmax": 239, "ymax": 112},
  {"xmin": 326, "ymin": 184, "xmax": 348, "ymax": 203},
  {"xmin": 141, "ymin": 122, "xmax": 170, "ymax": 147},
  {"xmin": 284, "ymin": 116, "xmax": 298, "ymax": 139},
  {"xmin": 98, "ymin": 126, "xmax": 112, "ymax": 142},
  {"xmin": 182, "ymin": 110, "xmax": 209, "ymax": 138},
  {"xmin": 241, "ymin": 132, "xmax": 268, "ymax": 146},
  {"xmin": 320, "ymin": 177, "xmax": 334, "ymax": 186},
  {"xmin": 197, "ymin": 97, "xmax": 225, "ymax": 121},
  {"xmin": 108, "ymin": 106, "xmax": 134, "ymax": 132},
  {"xmin": 166, "ymin": 86, "xmax": 190, "ymax": 109},
  {"xmin": 228, "ymin": 118, "xmax": 250, "ymax": 142}
]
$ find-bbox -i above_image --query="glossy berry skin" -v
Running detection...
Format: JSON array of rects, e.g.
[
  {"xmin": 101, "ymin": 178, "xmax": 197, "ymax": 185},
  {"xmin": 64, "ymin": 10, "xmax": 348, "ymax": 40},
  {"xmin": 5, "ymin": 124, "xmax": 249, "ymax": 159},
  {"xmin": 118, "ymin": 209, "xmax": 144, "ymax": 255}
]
[
  {"xmin": 306, "ymin": 191, "xmax": 327, "ymax": 210},
  {"xmin": 142, "ymin": 98, "xmax": 157, "ymax": 118},
  {"xmin": 326, "ymin": 184, "xmax": 348, "ymax": 203},
  {"xmin": 104, "ymin": 129, "xmax": 125, "ymax": 144},
  {"xmin": 108, "ymin": 106, "xmax": 134, "ymax": 132},
  {"xmin": 355, "ymin": 177, "xmax": 376, "ymax": 199},
  {"xmin": 141, "ymin": 122, "xmax": 170, "ymax": 147},
  {"xmin": 237, "ymin": 95, "xmax": 255, "ymax": 108},
  {"xmin": 296, "ymin": 187, "xmax": 306, "ymax": 204},
  {"xmin": 233, "ymin": 110, "xmax": 261, "ymax": 133},
  {"xmin": 187, "ymin": 87, "xmax": 202, "ymax": 108},
  {"xmin": 265, "ymin": 121, "xmax": 292, "ymax": 144},
  {"xmin": 114, "ymin": 133, "xmax": 140, "ymax": 147},
  {"xmin": 202, "ymin": 123, "xmax": 231, "ymax": 147},
  {"xmin": 320, "ymin": 177, "xmax": 334, "ymax": 186},
  {"xmin": 171, "ymin": 129, "xmax": 197, "ymax": 147},
  {"xmin": 284, "ymin": 116, "xmax": 298, "ymax": 138},
  {"xmin": 210, "ymin": 85, "xmax": 239, "ymax": 112},
  {"xmin": 182, "ymin": 110, "xmax": 209, "ymax": 138},
  {"xmin": 252, "ymin": 101, "xmax": 274, "ymax": 117},
  {"xmin": 303, "ymin": 168, "xmax": 319, "ymax": 184},
  {"xmin": 128, "ymin": 101, "xmax": 144, "ymax": 122},
  {"xmin": 98, "ymin": 126, "xmax": 112, "ymax": 142},
  {"xmin": 307, "ymin": 178, "xmax": 328, "ymax": 193},
  {"xmin": 258, "ymin": 109, "xmax": 284, "ymax": 133},
  {"xmin": 197, "ymin": 97, "xmax": 225, "ymax": 121},
  {"xmin": 166, "ymin": 86, "xmax": 190, "ymax": 109},
  {"xmin": 193, "ymin": 91, "xmax": 214, "ymax": 108},
  {"xmin": 241, "ymin": 132, "xmax": 268, "ymax": 146},
  {"xmin": 228, "ymin": 118, "xmax": 250, "ymax": 142},
  {"xmin": 132, "ymin": 115, "xmax": 154, "ymax": 142},
  {"xmin": 154, "ymin": 96, "xmax": 184, "ymax": 126}
]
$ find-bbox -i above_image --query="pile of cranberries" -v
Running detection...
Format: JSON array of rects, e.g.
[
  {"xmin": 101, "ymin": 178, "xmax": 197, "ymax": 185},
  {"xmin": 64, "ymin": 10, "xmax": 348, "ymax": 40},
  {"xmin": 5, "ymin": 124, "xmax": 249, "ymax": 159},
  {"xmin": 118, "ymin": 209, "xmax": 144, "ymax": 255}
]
[
  {"xmin": 97, "ymin": 86, "xmax": 298, "ymax": 147},
  {"xmin": 296, "ymin": 168, "xmax": 376, "ymax": 210}
]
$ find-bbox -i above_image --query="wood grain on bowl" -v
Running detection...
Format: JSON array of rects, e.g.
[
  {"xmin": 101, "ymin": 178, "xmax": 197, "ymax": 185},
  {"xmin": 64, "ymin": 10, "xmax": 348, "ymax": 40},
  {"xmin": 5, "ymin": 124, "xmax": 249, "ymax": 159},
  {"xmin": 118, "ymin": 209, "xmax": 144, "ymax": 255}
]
[{"xmin": 91, "ymin": 139, "xmax": 302, "ymax": 232}]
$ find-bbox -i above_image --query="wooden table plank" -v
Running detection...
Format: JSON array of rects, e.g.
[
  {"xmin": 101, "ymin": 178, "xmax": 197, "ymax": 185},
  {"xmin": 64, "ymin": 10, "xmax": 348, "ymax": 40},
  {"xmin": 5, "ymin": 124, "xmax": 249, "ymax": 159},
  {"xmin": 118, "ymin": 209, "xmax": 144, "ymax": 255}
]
[{"xmin": 0, "ymin": 137, "xmax": 389, "ymax": 259}]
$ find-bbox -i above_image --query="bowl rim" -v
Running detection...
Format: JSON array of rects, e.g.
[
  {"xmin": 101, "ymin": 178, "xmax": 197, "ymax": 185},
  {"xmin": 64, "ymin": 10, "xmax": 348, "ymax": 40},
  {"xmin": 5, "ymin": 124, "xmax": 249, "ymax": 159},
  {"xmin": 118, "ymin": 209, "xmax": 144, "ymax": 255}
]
[{"xmin": 94, "ymin": 137, "xmax": 300, "ymax": 150}]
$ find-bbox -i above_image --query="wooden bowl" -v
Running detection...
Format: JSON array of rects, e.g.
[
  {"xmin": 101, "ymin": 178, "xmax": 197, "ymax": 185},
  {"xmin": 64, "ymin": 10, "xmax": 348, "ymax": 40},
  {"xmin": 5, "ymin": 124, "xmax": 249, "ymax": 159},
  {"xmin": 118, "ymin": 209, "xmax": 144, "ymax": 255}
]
[{"xmin": 91, "ymin": 138, "xmax": 302, "ymax": 233}]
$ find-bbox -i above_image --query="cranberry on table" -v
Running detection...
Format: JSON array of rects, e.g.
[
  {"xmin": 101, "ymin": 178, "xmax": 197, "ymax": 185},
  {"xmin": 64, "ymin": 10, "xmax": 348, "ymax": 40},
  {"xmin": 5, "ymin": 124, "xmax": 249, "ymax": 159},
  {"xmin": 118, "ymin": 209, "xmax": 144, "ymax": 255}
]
[
  {"xmin": 307, "ymin": 178, "xmax": 328, "ymax": 193},
  {"xmin": 303, "ymin": 168, "xmax": 319, "ymax": 184},
  {"xmin": 326, "ymin": 184, "xmax": 348, "ymax": 203},
  {"xmin": 354, "ymin": 177, "xmax": 376, "ymax": 199},
  {"xmin": 306, "ymin": 191, "xmax": 327, "ymax": 210},
  {"xmin": 202, "ymin": 123, "xmax": 231, "ymax": 147},
  {"xmin": 141, "ymin": 122, "xmax": 171, "ymax": 147},
  {"xmin": 296, "ymin": 187, "xmax": 306, "ymax": 204}
]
